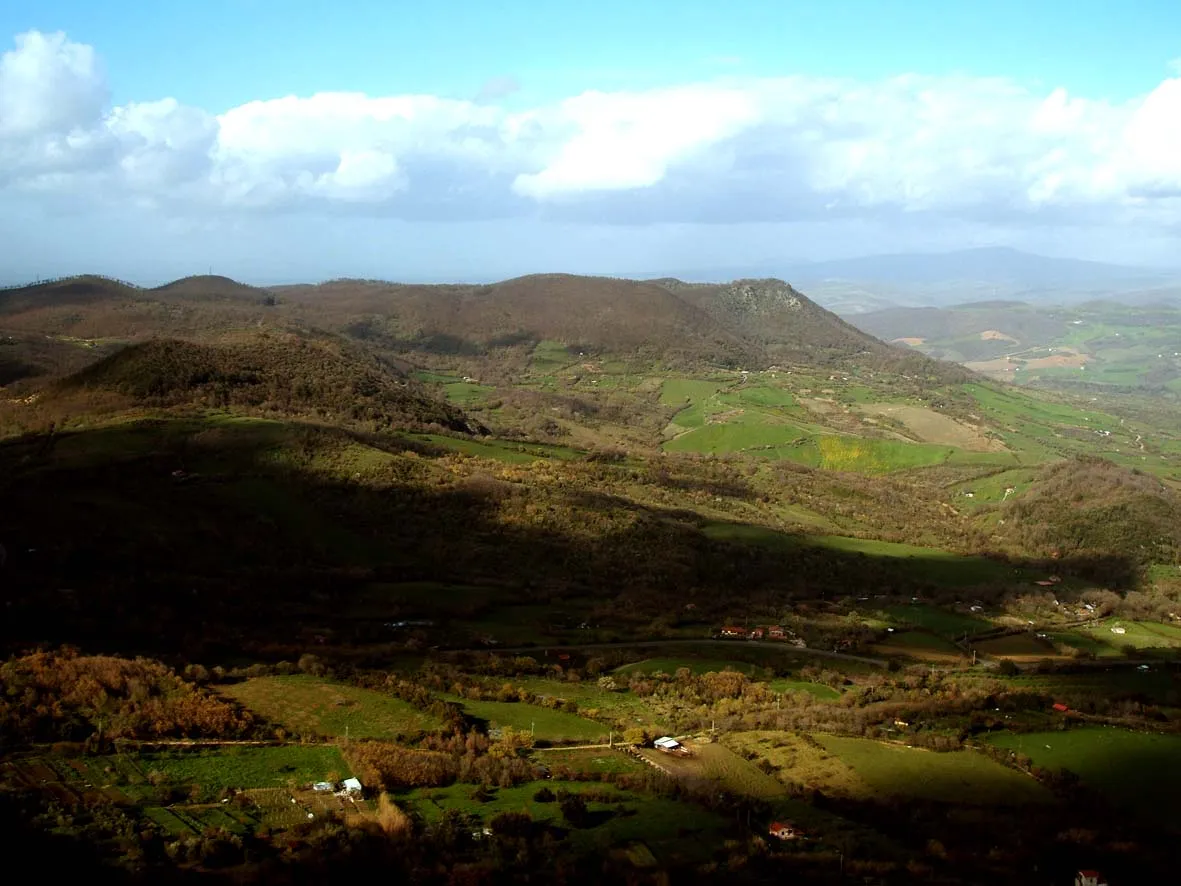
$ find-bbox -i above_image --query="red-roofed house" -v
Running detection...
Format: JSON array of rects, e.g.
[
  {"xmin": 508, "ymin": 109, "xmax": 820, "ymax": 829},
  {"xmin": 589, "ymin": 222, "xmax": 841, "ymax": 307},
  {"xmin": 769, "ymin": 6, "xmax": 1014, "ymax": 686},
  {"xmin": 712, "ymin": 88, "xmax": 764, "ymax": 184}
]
[
  {"xmin": 720, "ymin": 626, "xmax": 746, "ymax": 638},
  {"xmin": 1052, "ymin": 703, "xmax": 1069, "ymax": 713},
  {"xmin": 749, "ymin": 627, "xmax": 765, "ymax": 640},
  {"xmin": 768, "ymin": 626, "xmax": 786, "ymax": 640},
  {"xmin": 768, "ymin": 821, "xmax": 799, "ymax": 841}
]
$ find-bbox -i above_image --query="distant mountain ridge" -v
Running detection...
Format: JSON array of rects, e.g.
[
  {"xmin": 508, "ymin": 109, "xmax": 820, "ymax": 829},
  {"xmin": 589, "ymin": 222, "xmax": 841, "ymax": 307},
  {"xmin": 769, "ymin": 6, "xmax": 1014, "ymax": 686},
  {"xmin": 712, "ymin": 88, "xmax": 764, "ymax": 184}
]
[{"xmin": 642, "ymin": 248, "xmax": 1181, "ymax": 314}]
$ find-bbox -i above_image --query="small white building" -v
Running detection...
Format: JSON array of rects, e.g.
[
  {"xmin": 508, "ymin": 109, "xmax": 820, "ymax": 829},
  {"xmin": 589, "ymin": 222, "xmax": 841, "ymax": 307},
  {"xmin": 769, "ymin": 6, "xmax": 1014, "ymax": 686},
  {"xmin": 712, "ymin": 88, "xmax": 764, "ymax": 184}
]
[
  {"xmin": 340, "ymin": 777, "xmax": 363, "ymax": 796},
  {"xmin": 654, "ymin": 736, "xmax": 681, "ymax": 751},
  {"xmin": 1110, "ymin": 626, "xmax": 1126, "ymax": 635},
  {"xmin": 312, "ymin": 782, "xmax": 334, "ymax": 792}
]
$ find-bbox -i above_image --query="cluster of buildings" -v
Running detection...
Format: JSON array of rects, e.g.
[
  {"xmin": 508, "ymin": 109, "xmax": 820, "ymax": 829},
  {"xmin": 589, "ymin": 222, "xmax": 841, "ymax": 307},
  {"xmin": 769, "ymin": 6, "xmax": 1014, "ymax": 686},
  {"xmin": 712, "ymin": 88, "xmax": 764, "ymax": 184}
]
[
  {"xmin": 718, "ymin": 625, "xmax": 805, "ymax": 646},
  {"xmin": 311, "ymin": 777, "xmax": 363, "ymax": 797}
]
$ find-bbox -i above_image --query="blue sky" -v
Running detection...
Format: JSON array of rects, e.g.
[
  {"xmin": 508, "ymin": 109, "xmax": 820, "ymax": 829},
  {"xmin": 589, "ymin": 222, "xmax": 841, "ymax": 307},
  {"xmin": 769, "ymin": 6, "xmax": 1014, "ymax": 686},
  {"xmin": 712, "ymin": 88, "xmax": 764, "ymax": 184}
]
[
  {"xmin": 1, "ymin": 1, "xmax": 1180, "ymax": 282},
  {"xmin": 5, "ymin": 0, "xmax": 1179, "ymax": 108}
]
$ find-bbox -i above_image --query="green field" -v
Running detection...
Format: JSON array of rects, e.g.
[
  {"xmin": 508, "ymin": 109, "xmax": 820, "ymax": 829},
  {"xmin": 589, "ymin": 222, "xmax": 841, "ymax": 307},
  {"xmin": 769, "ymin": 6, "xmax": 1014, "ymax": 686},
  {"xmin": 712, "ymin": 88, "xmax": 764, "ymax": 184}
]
[
  {"xmin": 537, "ymin": 747, "xmax": 648, "ymax": 775},
  {"xmin": 530, "ymin": 340, "xmax": 575, "ymax": 371},
  {"xmin": 815, "ymin": 736, "xmax": 1051, "ymax": 805},
  {"xmin": 400, "ymin": 432, "xmax": 582, "ymax": 464},
  {"xmin": 660, "ymin": 378, "xmax": 725, "ymax": 407},
  {"xmin": 985, "ymin": 727, "xmax": 1181, "ymax": 823},
  {"xmin": 1074, "ymin": 619, "xmax": 1181, "ymax": 654},
  {"xmin": 128, "ymin": 746, "xmax": 351, "ymax": 794},
  {"xmin": 442, "ymin": 381, "xmax": 497, "ymax": 406},
  {"xmin": 767, "ymin": 679, "xmax": 841, "ymax": 700},
  {"xmin": 510, "ymin": 678, "xmax": 656, "ymax": 723},
  {"xmin": 221, "ymin": 675, "xmax": 445, "ymax": 739},
  {"xmin": 397, "ymin": 779, "xmax": 729, "ymax": 863},
  {"xmin": 880, "ymin": 603, "xmax": 993, "ymax": 637},
  {"xmin": 444, "ymin": 697, "xmax": 607, "ymax": 742}
]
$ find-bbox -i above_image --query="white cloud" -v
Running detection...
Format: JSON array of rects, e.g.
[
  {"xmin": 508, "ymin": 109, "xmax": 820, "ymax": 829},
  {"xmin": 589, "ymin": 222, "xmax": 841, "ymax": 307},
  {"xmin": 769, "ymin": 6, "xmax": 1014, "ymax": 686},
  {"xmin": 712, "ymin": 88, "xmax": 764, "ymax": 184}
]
[
  {"xmin": 512, "ymin": 85, "xmax": 760, "ymax": 198},
  {"xmin": 0, "ymin": 30, "xmax": 106, "ymax": 137},
  {"xmin": 2, "ymin": 29, "xmax": 1181, "ymax": 230}
]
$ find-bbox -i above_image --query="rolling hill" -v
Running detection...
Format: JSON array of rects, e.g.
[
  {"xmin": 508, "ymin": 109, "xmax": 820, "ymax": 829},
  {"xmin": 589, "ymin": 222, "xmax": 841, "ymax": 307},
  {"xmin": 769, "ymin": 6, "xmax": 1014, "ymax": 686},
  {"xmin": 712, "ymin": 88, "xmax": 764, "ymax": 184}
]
[{"xmin": 53, "ymin": 334, "xmax": 482, "ymax": 435}]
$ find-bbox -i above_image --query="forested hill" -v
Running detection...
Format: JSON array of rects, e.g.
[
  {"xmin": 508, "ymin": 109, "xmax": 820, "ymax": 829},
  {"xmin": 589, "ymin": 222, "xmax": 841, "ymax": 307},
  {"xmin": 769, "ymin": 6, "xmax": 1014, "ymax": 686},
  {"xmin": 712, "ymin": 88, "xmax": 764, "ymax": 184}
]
[{"xmin": 0, "ymin": 271, "xmax": 966, "ymax": 382}]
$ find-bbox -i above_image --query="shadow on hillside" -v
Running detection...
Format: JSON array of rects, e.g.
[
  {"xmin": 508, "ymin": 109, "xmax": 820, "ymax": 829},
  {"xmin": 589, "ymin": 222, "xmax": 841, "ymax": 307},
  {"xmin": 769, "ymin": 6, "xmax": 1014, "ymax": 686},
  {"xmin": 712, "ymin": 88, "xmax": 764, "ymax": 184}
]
[{"xmin": 0, "ymin": 420, "xmax": 1140, "ymax": 662}]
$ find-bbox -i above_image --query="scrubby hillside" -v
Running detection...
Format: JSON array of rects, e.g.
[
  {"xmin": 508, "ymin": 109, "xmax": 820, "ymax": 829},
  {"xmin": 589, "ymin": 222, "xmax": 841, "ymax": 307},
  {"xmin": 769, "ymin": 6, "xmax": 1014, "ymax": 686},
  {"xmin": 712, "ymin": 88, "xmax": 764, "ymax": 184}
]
[
  {"xmin": 149, "ymin": 274, "xmax": 276, "ymax": 304},
  {"xmin": 58, "ymin": 335, "xmax": 482, "ymax": 434},
  {"xmin": 279, "ymin": 274, "xmax": 760, "ymax": 368},
  {"xmin": 997, "ymin": 457, "xmax": 1181, "ymax": 566}
]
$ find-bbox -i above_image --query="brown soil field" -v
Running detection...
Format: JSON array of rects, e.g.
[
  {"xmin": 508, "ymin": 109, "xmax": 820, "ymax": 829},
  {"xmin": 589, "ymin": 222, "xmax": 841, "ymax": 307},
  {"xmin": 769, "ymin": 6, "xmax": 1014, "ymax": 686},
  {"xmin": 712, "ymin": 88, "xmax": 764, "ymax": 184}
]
[
  {"xmin": 855, "ymin": 403, "xmax": 1004, "ymax": 452},
  {"xmin": 892, "ymin": 337, "xmax": 925, "ymax": 346},
  {"xmin": 966, "ymin": 348, "xmax": 1088, "ymax": 374},
  {"xmin": 980, "ymin": 330, "xmax": 1018, "ymax": 343}
]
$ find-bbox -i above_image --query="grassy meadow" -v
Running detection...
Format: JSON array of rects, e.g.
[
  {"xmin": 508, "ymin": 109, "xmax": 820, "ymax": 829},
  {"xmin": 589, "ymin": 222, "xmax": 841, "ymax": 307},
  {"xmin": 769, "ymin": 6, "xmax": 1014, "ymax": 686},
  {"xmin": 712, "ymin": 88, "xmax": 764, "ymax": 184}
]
[
  {"xmin": 442, "ymin": 696, "xmax": 607, "ymax": 743},
  {"xmin": 220, "ymin": 675, "xmax": 445, "ymax": 739}
]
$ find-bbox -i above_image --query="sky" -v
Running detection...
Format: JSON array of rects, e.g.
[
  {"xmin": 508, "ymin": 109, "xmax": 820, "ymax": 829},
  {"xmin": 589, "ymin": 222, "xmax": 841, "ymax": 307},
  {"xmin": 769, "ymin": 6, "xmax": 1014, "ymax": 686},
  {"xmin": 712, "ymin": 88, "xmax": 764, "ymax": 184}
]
[{"xmin": 1, "ymin": 0, "xmax": 1180, "ymax": 284}]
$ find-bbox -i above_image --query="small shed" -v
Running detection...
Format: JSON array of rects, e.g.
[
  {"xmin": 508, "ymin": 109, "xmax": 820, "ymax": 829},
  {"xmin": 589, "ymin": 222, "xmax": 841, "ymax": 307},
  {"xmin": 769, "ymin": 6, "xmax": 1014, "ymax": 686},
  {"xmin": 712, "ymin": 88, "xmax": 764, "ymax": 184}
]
[
  {"xmin": 312, "ymin": 781, "xmax": 334, "ymax": 792},
  {"xmin": 340, "ymin": 777, "xmax": 363, "ymax": 796},
  {"xmin": 1052, "ymin": 703, "xmax": 1069, "ymax": 713},
  {"xmin": 654, "ymin": 736, "xmax": 681, "ymax": 751}
]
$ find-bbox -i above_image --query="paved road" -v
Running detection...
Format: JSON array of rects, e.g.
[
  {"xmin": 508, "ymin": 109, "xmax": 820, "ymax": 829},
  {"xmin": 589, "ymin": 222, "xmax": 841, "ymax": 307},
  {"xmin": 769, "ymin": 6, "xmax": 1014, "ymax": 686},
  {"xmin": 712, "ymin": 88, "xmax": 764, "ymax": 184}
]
[{"xmin": 452, "ymin": 637, "xmax": 888, "ymax": 668}]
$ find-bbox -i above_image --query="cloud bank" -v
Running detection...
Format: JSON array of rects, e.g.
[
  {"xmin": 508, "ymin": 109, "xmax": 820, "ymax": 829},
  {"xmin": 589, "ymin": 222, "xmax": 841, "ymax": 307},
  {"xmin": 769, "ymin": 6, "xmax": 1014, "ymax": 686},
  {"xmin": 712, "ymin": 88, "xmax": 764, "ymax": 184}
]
[{"xmin": 2, "ymin": 29, "xmax": 1181, "ymax": 231}]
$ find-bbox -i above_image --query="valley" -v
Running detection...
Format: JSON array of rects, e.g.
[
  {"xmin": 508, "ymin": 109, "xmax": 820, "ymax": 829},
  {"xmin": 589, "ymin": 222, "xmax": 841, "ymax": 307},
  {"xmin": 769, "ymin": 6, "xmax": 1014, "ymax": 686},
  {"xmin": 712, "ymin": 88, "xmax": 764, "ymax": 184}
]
[{"xmin": 2, "ymin": 272, "xmax": 1180, "ymax": 885}]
